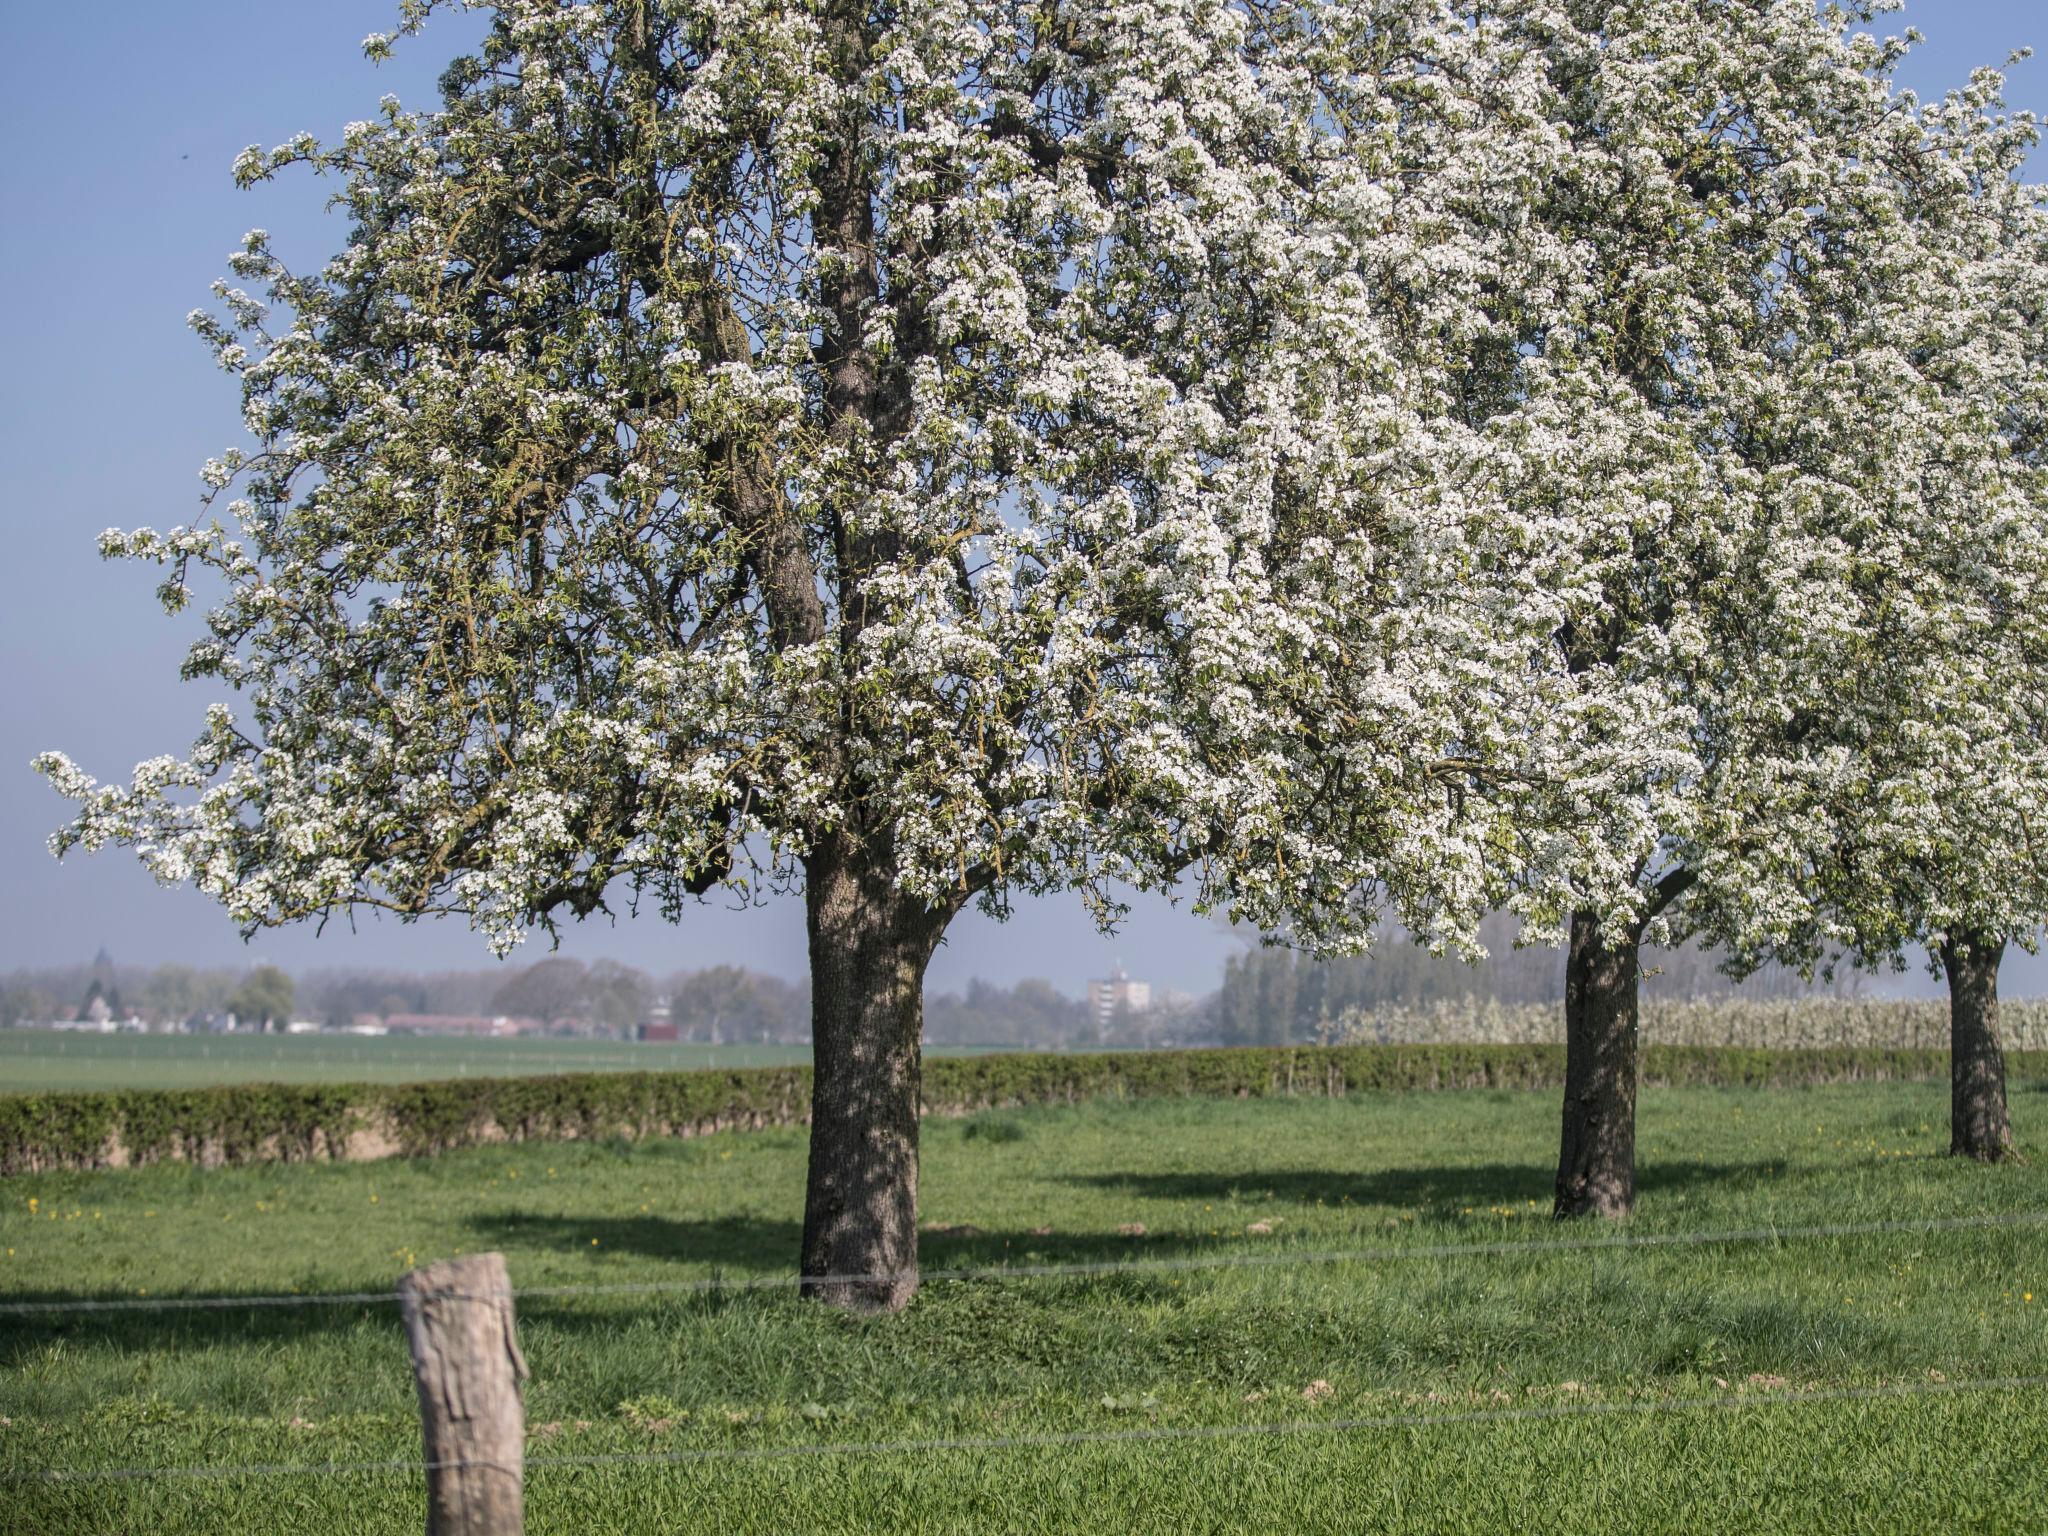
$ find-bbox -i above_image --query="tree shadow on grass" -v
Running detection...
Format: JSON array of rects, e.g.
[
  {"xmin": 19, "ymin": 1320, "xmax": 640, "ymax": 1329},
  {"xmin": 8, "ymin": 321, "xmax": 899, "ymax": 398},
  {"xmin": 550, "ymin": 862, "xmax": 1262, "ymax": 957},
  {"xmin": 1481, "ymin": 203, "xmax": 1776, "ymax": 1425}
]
[
  {"xmin": 465, "ymin": 1210, "xmax": 801, "ymax": 1271},
  {"xmin": 0, "ymin": 1161, "xmax": 1775, "ymax": 1368},
  {"xmin": 0, "ymin": 1211, "xmax": 1265, "ymax": 1369},
  {"xmin": 0, "ymin": 1289, "xmax": 417, "ymax": 1369},
  {"xmin": 458, "ymin": 1210, "xmax": 1265, "ymax": 1277},
  {"xmin": 1060, "ymin": 1159, "xmax": 1773, "ymax": 1212},
  {"xmin": 0, "ymin": 1215, "xmax": 803, "ymax": 1367}
]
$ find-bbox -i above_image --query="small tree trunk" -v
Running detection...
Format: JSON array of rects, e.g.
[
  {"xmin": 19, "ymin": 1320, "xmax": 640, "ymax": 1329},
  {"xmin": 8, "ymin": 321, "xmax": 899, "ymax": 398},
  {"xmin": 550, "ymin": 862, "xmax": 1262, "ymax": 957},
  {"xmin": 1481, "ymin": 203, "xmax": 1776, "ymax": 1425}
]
[
  {"xmin": 1554, "ymin": 910, "xmax": 1641, "ymax": 1219},
  {"xmin": 800, "ymin": 833, "xmax": 949, "ymax": 1312},
  {"xmin": 398, "ymin": 1252, "xmax": 527, "ymax": 1536},
  {"xmin": 1942, "ymin": 931, "xmax": 2014, "ymax": 1163}
]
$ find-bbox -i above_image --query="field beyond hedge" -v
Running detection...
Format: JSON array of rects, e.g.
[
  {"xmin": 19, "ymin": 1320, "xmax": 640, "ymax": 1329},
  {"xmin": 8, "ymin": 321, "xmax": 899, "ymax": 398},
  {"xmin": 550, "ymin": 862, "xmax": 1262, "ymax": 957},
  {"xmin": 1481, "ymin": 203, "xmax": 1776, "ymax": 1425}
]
[
  {"xmin": 0, "ymin": 1028, "xmax": 943, "ymax": 1093},
  {"xmin": 7, "ymin": 999, "xmax": 2047, "ymax": 1097},
  {"xmin": 4, "ymin": 1080, "xmax": 2048, "ymax": 1532}
]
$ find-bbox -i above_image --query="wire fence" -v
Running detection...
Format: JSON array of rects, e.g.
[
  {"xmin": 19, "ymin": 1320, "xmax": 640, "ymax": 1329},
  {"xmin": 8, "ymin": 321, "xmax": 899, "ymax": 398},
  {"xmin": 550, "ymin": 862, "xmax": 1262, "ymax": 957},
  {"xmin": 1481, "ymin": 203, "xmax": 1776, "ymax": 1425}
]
[
  {"xmin": 8, "ymin": 1372, "xmax": 2045, "ymax": 1486},
  {"xmin": 9, "ymin": 1033, "xmax": 2045, "ymax": 1515},
  {"xmin": 3, "ymin": 1206, "xmax": 2045, "ymax": 1315}
]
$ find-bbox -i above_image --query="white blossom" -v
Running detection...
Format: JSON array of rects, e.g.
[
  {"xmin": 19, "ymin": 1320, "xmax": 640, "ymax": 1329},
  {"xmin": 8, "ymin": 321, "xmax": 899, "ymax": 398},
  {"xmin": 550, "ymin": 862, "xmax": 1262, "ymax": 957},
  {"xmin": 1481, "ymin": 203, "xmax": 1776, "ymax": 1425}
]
[{"xmin": 38, "ymin": 1, "xmax": 1596, "ymax": 959}]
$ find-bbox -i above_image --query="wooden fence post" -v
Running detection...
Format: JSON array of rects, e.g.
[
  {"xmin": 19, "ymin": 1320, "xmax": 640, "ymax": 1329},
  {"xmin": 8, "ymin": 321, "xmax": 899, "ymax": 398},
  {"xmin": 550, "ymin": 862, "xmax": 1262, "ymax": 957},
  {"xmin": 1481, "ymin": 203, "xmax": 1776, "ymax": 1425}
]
[{"xmin": 399, "ymin": 1252, "xmax": 529, "ymax": 1535}]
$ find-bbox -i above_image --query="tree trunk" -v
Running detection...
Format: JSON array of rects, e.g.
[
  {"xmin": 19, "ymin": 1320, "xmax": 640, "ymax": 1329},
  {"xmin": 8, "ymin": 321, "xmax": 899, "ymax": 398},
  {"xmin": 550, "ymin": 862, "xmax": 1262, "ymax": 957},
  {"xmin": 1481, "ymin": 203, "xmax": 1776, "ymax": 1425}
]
[
  {"xmin": 1554, "ymin": 910, "xmax": 1641, "ymax": 1218},
  {"xmin": 1942, "ymin": 931, "xmax": 2014, "ymax": 1163},
  {"xmin": 799, "ymin": 834, "xmax": 949, "ymax": 1312}
]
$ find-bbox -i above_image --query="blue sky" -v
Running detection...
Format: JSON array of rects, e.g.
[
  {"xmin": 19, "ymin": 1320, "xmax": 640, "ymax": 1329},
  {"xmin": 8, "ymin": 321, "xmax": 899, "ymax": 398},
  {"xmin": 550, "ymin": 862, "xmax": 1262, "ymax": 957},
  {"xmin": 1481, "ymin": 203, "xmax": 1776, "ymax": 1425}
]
[{"xmin": 2, "ymin": 1, "xmax": 2043, "ymax": 997}]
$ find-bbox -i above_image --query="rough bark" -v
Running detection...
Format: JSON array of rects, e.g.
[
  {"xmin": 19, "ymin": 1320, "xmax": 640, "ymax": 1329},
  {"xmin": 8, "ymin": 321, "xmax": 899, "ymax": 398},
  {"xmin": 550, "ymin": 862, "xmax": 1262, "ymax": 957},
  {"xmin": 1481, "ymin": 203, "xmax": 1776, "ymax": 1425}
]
[
  {"xmin": 1554, "ymin": 909, "xmax": 1642, "ymax": 1218},
  {"xmin": 398, "ymin": 1252, "xmax": 528, "ymax": 1536},
  {"xmin": 1942, "ymin": 931, "xmax": 2014, "ymax": 1163},
  {"xmin": 799, "ymin": 833, "xmax": 949, "ymax": 1312}
]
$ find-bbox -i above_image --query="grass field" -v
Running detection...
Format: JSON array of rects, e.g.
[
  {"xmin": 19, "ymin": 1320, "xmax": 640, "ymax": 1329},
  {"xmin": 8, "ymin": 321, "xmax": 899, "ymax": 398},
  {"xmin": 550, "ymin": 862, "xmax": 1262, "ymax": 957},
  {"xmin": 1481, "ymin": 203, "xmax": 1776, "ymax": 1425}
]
[
  {"xmin": 5, "ymin": 1079, "xmax": 2048, "ymax": 1532},
  {"xmin": 0, "ymin": 1027, "xmax": 1026, "ymax": 1093}
]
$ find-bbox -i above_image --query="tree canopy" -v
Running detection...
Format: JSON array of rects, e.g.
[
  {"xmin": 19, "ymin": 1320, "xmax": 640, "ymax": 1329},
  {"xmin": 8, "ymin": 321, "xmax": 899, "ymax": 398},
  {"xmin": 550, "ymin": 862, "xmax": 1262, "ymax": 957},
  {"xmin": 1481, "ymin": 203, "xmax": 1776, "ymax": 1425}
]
[{"xmin": 39, "ymin": 0, "xmax": 1583, "ymax": 953}]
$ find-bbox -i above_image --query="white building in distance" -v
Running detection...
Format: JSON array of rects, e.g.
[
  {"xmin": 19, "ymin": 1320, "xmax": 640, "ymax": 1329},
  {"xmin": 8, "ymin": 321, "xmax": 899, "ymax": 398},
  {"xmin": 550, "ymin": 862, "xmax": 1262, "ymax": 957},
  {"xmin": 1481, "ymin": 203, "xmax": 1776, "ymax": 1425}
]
[{"xmin": 1087, "ymin": 966, "xmax": 1150, "ymax": 1031}]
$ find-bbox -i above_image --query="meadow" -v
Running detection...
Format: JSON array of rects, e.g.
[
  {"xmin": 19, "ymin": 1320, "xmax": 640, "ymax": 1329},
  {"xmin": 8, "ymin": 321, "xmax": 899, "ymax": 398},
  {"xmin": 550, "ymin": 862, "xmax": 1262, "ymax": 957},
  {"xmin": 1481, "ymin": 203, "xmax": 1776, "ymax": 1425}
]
[
  {"xmin": 4, "ymin": 1078, "xmax": 2047, "ymax": 1532},
  {"xmin": 0, "ymin": 1028, "xmax": 1016, "ymax": 1093}
]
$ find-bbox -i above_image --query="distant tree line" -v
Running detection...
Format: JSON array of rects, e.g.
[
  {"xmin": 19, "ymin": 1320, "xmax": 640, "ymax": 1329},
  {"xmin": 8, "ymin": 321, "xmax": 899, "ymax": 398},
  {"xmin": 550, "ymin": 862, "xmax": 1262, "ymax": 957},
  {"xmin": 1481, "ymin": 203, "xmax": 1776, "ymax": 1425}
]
[
  {"xmin": 1209, "ymin": 916, "xmax": 1852, "ymax": 1047},
  {"xmin": 483, "ymin": 957, "xmax": 658, "ymax": 1036},
  {"xmin": 3, "ymin": 923, "xmax": 1844, "ymax": 1046},
  {"xmin": 0, "ymin": 959, "xmax": 272, "ymax": 1029},
  {"xmin": 0, "ymin": 954, "xmax": 1131, "ymax": 1047},
  {"xmin": 923, "ymin": 977, "xmax": 1188, "ymax": 1049},
  {"xmin": 295, "ymin": 957, "xmax": 718, "ymax": 1037}
]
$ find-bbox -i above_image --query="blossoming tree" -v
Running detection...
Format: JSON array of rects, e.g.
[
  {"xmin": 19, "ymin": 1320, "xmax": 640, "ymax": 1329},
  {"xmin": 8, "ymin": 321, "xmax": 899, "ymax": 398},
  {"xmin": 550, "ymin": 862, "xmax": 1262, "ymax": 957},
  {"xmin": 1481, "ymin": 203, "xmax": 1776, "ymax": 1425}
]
[
  {"xmin": 1460, "ymin": 0, "xmax": 2010, "ymax": 1216},
  {"xmin": 36, "ymin": 0, "xmax": 1584, "ymax": 1305},
  {"xmin": 1739, "ymin": 65, "xmax": 2048, "ymax": 1163}
]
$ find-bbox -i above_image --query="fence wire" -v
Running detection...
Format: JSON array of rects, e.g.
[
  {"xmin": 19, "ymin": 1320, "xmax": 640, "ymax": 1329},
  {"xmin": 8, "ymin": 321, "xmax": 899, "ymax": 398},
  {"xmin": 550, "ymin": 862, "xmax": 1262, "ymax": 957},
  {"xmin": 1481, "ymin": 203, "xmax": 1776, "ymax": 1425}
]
[
  {"xmin": 3, "ymin": 1206, "xmax": 2044, "ymax": 1315},
  {"xmin": 8, "ymin": 1373, "xmax": 2045, "ymax": 1486}
]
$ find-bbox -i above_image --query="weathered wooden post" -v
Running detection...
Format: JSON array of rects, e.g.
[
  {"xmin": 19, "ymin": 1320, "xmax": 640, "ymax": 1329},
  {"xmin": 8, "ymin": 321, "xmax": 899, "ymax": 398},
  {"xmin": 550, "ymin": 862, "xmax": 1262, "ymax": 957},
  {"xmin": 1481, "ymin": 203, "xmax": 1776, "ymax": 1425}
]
[{"xmin": 399, "ymin": 1252, "xmax": 528, "ymax": 1535}]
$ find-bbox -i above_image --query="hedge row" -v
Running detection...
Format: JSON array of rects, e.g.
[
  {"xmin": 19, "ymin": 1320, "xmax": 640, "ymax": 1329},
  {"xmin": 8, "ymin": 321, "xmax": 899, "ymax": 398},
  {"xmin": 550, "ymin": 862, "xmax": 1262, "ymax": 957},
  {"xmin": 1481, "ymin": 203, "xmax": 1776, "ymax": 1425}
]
[{"xmin": 3, "ymin": 1043, "xmax": 2038, "ymax": 1175}]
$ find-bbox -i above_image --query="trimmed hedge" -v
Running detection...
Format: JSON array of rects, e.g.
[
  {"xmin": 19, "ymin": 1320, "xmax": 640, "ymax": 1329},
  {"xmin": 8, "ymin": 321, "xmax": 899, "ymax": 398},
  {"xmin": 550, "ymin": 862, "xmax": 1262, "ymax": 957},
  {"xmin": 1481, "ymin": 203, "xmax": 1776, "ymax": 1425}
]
[{"xmin": 3, "ymin": 1043, "xmax": 2040, "ymax": 1175}]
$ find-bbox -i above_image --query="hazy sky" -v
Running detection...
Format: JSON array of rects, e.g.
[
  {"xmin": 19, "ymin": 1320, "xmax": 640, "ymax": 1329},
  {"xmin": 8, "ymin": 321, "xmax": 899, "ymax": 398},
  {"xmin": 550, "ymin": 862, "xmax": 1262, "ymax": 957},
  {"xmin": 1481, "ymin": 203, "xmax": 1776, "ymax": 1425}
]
[{"xmin": 3, "ymin": 1, "xmax": 2044, "ymax": 998}]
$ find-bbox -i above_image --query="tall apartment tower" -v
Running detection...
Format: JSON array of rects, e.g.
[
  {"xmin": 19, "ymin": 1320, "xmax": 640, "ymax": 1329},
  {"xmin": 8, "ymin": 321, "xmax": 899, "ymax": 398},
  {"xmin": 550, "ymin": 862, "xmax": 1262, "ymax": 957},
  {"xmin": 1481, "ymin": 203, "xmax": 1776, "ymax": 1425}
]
[{"xmin": 1087, "ymin": 965, "xmax": 1150, "ymax": 1032}]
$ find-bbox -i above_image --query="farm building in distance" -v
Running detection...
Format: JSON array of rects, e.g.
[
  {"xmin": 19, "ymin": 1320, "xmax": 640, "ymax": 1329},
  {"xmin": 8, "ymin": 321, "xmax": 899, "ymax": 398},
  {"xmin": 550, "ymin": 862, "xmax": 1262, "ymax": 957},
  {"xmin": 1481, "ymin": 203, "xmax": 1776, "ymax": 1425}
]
[
  {"xmin": 381, "ymin": 1013, "xmax": 538, "ymax": 1038},
  {"xmin": 637, "ymin": 996, "xmax": 678, "ymax": 1042}
]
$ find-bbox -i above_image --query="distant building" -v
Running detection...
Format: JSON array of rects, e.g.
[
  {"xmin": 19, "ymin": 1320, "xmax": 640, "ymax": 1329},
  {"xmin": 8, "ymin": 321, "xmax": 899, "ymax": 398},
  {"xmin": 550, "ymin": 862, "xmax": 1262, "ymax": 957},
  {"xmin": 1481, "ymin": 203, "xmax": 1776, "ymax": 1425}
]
[
  {"xmin": 638, "ymin": 996, "xmax": 678, "ymax": 1043},
  {"xmin": 382, "ymin": 1013, "xmax": 535, "ymax": 1038},
  {"xmin": 1087, "ymin": 966, "xmax": 1150, "ymax": 1031},
  {"xmin": 77, "ymin": 951, "xmax": 123, "ymax": 1027}
]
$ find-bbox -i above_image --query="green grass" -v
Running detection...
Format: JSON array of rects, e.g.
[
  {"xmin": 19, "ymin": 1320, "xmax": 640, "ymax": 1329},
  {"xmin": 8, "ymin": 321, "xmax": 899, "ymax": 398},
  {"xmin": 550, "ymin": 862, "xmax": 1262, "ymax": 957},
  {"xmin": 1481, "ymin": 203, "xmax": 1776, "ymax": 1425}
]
[
  {"xmin": 0, "ymin": 1027, "xmax": 1020, "ymax": 1093},
  {"xmin": 5, "ymin": 1080, "xmax": 2048, "ymax": 1532}
]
